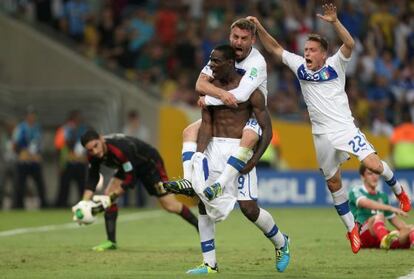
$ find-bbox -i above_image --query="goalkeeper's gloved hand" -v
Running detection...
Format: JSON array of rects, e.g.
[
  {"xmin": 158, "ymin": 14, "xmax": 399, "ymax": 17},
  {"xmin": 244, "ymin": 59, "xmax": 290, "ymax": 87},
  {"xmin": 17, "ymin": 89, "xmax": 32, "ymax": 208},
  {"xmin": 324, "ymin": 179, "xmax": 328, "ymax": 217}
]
[{"xmin": 92, "ymin": 195, "xmax": 112, "ymax": 209}]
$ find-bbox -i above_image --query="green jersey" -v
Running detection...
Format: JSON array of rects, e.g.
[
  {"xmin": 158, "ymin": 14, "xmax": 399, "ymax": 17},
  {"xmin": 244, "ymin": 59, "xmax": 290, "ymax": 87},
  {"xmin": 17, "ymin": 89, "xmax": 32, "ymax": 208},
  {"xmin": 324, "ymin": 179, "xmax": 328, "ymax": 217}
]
[{"xmin": 348, "ymin": 184, "xmax": 395, "ymax": 225}]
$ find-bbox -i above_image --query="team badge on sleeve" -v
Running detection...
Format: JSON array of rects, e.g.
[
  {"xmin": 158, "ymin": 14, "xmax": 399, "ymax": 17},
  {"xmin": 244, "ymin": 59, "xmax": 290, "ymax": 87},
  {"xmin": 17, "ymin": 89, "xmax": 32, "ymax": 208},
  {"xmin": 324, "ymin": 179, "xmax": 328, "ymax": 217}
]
[
  {"xmin": 249, "ymin": 67, "xmax": 258, "ymax": 80},
  {"xmin": 122, "ymin": 161, "xmax": 133, "ymax": 172}
]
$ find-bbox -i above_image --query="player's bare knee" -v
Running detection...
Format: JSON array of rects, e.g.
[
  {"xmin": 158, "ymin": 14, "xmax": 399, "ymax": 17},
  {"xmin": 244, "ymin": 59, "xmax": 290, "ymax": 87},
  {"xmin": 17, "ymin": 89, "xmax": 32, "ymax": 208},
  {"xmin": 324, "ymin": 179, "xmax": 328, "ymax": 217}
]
[
  {"xmin": 373, "ymin": 214, "xmax": 385, "ymax": 222},
  {"xmin": 240, "ymin": 129, "xmax": 259, "ymax": 149},
  {"xmin": 161, "ymin": 201, "xmax": 179, "ymax": 213},
  {"xmin": 362, "ymin": 154, "xmax": 383, "ymax": 174},
  {"xmin": 183, "ymin": 121, "xmax": 201, "ymax": 142},
  {"xmin": 159, "ymin": 196, "xmax": 180, "ymax": 213}
]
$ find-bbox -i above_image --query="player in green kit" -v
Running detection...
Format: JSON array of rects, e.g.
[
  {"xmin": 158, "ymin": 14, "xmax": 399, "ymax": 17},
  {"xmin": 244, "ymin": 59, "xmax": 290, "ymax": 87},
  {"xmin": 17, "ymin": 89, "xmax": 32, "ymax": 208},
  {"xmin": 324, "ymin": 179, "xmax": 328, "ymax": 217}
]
[{"xmin": 349, "ymin": 164, "xmax": 414, "ymax": 249}]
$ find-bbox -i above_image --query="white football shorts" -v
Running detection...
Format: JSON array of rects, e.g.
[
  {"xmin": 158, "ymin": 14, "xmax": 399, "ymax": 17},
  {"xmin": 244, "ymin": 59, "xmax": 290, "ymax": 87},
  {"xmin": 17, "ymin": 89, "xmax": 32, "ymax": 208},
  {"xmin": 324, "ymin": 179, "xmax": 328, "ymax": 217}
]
[
  {"xmin": 313, "ymin": 127, "xmax": 376, "ymax": 180},
  {"xmin": 205, "ymin": 137, "xmax": 258, "ymax": 201}
]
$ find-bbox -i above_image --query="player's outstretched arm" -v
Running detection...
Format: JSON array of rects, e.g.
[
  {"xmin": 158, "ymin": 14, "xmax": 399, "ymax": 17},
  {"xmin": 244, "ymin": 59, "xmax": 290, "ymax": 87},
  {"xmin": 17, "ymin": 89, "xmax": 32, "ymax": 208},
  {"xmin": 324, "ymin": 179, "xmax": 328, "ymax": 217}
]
[
  {"xmin": 240, "ymin": 90, "xmax": 272, "ymax": 174},
  {"xmin": 317, "ymin": 3, "xmax": 355, "ymax": 58},
  {"xmin": 358, "ymin": 197, "xmax": 408, "ymax": 217},
  {"xmin": 196, "ymin": 73, "xmax": 238, "ymax": 107},
  {"xmin": 246, "ymin": 16, "xmax": 284, "ymax": 59}
]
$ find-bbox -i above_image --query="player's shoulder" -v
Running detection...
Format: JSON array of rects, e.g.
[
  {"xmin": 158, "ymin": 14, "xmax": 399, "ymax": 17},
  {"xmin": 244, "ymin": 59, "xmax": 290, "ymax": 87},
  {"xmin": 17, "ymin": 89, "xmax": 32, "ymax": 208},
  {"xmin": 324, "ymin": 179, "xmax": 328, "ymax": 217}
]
[
  {"xmin": 349, "ymin": 184, "xmax": 365, "ymax": 196},
  {"xmin": 244, "ymin": 47, "xmax": 266, "ymax": 66},
  {"xmin": 326, "ymin": 49, "xmax": 349, "ymax": 65}
]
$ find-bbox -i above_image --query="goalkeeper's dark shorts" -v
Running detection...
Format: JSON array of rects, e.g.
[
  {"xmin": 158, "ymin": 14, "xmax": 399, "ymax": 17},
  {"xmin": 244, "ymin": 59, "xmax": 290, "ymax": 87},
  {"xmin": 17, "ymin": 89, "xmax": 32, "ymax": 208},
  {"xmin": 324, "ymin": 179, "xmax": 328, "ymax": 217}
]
[{"xmin": 115, "ymin": 152, "xmax": 169, "ymax": 197}]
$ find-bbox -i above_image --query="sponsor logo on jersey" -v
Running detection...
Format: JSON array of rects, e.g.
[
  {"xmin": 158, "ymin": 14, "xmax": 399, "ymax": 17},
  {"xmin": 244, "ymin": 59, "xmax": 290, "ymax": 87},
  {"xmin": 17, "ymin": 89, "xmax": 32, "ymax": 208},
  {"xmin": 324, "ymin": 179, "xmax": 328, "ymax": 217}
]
[{"xmin": 297, "ymin": 65, "xmax": 338, "ymax": 82}]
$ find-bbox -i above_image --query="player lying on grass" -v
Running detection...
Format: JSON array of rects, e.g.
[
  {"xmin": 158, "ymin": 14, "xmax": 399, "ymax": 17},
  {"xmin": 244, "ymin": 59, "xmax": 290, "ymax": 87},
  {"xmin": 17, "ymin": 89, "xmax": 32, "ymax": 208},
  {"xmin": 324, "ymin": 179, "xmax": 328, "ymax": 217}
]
[
  {"xmin": 349, "ymin": 164, "xmax": 414, "ymax": 249},
  {"xmin": 72, "ymin": 129, "xmax": 198, "ymax": 251}
]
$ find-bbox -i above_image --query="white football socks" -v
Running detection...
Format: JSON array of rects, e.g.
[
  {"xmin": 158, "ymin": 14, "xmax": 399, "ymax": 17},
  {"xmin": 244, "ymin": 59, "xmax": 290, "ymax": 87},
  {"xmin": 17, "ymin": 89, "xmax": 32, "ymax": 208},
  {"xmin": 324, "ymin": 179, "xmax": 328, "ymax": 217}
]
[
  {"xmin": 198, "ymin": 214, "xmax": 216, "ymax": 267},
  {"xmin": 331, "ymin": 187, "xmax": 355, "ymax": 232},
  {"xmin": 254, "ymin": 208, "xmax": 285, "ymax": 249}
]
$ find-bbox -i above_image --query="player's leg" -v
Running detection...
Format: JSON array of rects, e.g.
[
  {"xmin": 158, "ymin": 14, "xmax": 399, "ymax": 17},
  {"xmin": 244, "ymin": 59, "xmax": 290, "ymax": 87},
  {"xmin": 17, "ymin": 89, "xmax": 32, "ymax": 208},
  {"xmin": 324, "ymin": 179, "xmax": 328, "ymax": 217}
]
[
  {"xmin": 93, "ymin": 177, "xmax": 125, "ymax": 251},
  {"xmin": 182, "ymin": 120, "xmax": 201, "ymax": 181},
  {"xmin": 157, "ymin": 192, "xmax": 198, "ymax": 230},
  {"xmin": 236, "ymin": 165, "xmax": 290, "ymax": 272},
  {"xmin": 391, "ymin": 225, "xmax": 414, "ymax": 249},
  {"xmin": 186, "ymin": 201, "xmax": 218, "ymax": 274},
  {"xmin": 144, "ymin": 153, "xmax": 199, "ymax": 229},
  {"xmin": 326, "ymin": 169, "xmax": 360, "ymax": 253},
  {"xmin": 204, "ymin": 120, "xmax": 258, "ymax": 200},
  {"xmin": 361, "ymin": 153, "xmax": 411, "ymax": 212},
  {"xmin": 366, "ymin": 214, "xmax": 398, "ymax": 249},
  {"xmin": 314, "ymin": 133, "xmax": 360, "ymax": 253},
  {"xmin": 163, "ymin": 120, "xmax": 201, "ymax": 194},
  {"xmin": 238, "ymin": 200, "xmax": 290, "ymax": 272}
]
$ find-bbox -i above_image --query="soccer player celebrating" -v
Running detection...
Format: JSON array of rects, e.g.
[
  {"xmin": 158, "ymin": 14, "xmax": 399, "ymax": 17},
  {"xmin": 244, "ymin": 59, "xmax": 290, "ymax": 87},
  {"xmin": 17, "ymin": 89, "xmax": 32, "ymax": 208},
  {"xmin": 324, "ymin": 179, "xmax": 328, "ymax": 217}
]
[
  {"xmin": 349, "ymin": 164, "xmax": 414, "ymax": 249},
  {"xmin": 167, "ymin": 18, "xmax": 269, "ymax": 200},
  {"xmin": 247, "ymin": 2, "xmax": 411, "ymax": 254},
  {"xmin": 169, "ymin": 45, "xmax": 290, "ymax": 274},
  {"xmin": 73, "ymin": 129, "xmax": 198, "ymax": 251}
]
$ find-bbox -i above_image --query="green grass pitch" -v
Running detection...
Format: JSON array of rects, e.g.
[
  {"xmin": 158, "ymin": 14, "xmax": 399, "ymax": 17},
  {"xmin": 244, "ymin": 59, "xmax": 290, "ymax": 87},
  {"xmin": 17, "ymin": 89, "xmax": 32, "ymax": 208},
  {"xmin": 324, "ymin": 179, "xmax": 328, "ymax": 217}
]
[{"xmin": 1, "ymin": 208, "xmax": 413, "ymax": 279}]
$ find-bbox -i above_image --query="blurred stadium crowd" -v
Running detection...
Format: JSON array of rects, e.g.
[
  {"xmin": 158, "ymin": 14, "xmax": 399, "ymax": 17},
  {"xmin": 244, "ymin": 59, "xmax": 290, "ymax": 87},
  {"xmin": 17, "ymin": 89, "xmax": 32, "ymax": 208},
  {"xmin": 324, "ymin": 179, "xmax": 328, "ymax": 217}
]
[{"xmin": 4, "ymin": 0, "xmax": 414, "ymax": 132}]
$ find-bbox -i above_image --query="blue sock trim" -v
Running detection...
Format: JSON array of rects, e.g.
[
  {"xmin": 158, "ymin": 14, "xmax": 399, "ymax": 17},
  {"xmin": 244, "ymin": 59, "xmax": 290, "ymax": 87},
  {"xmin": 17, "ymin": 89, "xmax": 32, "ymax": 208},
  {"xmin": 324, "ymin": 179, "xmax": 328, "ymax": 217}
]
[
  {"xmin": 182, "ymin": 151, "xmax": 194, "ymax": 162},
  {"xmin": 201, "ymin": 239, "xmax": 215, "ymax": 253},
  {"xmin": 265, "ymin": 225, "xmax": 279, "ymax": 238},
  {"xmin": 227, "ymin": 156, "xmax": 246, "ymax": 172},
  {"xmin": 202, "ymin": 157, "xmax": 209, "ymax": 181},
  {"xmin": 385, "ymin": 176, "xmax": 397, "ymax": 186},
  {"xmin": 334, "ymin": 201, "xmax": 350, "ymax": 216}
]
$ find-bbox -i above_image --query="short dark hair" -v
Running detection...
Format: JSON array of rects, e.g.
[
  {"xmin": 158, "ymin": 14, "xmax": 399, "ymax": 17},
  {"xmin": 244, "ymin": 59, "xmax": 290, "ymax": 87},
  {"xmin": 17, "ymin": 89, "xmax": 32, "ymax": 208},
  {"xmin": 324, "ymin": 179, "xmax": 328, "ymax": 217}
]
[
  {"xmin": 213, "ymin": 44, "xmax": 236, "ymax": 62},
  {"xmin": 307, "ymin": 33, "xmax": 328, "ymax": 52},
  {"xmin": 80, "ymin": 129, "xmax": 100, "ymax": 147},
  {"xmin": 359, "ymin": 164, "xmax": 367, "ymax": 176},
  {"xmin": 230, "ymin": 18, "xmax": 256, "ymax": 36}
]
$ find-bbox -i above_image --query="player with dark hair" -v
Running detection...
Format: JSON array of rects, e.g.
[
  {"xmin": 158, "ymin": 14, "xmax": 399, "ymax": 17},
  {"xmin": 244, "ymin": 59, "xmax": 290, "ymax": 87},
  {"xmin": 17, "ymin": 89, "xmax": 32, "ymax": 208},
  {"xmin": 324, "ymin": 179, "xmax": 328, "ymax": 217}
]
[
  {"xmin": 349, "ymin": 164, "xmax": 414, "ymax": 249},
  {"xmin": 247, "ymin": 3, "xmax": 411, "ymax": 254},
  {"xmin": 74, "ymin": 129, "xmax": 198, "ymax": 251},
  {"xmin": 167, "ymin": 45, "xmax": 290, "ymax": 274},
  {"xmin": 170, "ymin": 18, "xmax": 269, "ymax": 201}
]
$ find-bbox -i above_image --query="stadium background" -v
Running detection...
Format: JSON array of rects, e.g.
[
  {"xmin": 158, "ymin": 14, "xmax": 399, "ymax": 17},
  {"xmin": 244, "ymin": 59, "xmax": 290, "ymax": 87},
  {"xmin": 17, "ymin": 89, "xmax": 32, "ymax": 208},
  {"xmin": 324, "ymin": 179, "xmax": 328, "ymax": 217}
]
[
  {"xmin": 1, "ymin": 1, "xmax": 414, "ymax": 278},
  {"xmin": 0, "ymin": 0, "xmax": 413, "ymax": 207}
]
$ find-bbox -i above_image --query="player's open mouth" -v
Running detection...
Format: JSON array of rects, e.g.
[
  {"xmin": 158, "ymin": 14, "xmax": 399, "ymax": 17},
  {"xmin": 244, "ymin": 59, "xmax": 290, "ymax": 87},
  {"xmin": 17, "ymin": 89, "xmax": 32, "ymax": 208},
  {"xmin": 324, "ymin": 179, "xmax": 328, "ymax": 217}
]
[
  {"xmin": 305, "ymin": 58, "xmax": 312, "ymax": 67},
  {"xmin": 235, "ymin": 47, "xmax": 243, "ymax": 54}
]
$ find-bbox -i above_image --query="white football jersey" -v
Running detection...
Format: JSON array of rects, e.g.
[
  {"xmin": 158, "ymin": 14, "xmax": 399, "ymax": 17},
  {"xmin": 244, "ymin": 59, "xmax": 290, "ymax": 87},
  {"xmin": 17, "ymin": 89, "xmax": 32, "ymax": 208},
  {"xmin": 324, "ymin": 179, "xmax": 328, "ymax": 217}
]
[
  {"xmin": 282, "ymin": 49, "xmax": 355, "ymax": 134},
  {"xmin": 202, "ymin": 47, "xmax": 267, "ymax": 105}
]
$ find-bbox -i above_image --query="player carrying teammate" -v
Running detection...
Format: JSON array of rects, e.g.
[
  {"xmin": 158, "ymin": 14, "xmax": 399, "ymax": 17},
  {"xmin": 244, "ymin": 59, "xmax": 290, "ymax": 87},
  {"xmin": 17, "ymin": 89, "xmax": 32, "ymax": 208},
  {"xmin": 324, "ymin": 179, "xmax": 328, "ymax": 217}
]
[{"xmin": 166, "ymin": 18, "xmax": 269, "ymax": 201}]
